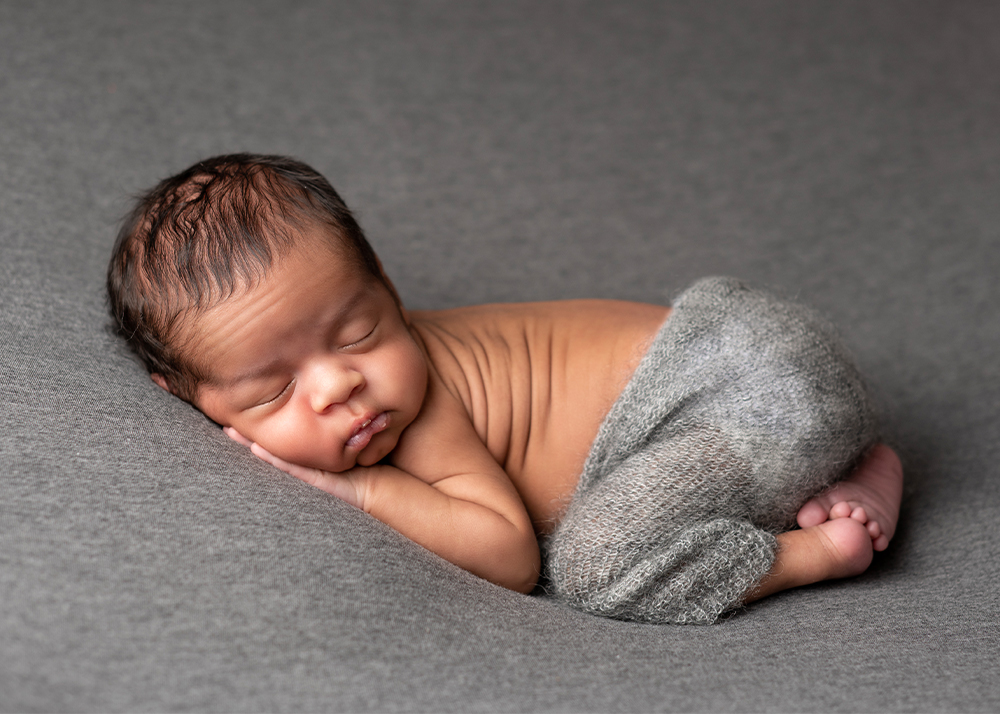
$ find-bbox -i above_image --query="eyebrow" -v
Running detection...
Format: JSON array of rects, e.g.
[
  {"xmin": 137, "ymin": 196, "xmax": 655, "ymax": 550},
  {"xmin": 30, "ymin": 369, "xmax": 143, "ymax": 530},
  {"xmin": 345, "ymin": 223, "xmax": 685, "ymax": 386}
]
[
  {"xmin": 209, "ymin": 357, "xmax": 286, "ymax": 390},
  {"xmin": 204, "ymin": 285, "xmax": 373, "ymax": 389}
]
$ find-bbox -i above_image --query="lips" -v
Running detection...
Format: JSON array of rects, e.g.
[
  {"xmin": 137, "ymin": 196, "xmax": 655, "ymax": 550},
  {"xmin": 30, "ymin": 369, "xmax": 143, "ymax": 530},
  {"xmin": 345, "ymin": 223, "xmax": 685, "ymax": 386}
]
[{"xmin": 345, "ymin": 412, "xmax": 389, "ymax": 450}]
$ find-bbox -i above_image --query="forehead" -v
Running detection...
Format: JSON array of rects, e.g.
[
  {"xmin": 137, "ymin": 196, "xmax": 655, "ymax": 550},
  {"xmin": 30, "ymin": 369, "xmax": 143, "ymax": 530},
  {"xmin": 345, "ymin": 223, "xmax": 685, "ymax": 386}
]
[{"xmin": 175, "ymin": 232, "xmax": 383, "ymax": 381}]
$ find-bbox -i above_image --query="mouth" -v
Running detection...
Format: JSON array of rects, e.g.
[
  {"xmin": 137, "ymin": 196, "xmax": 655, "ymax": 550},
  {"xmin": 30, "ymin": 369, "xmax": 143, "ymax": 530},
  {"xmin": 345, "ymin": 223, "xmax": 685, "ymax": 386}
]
[{"xmin": 345, "ymin": 412, "xmax": 389, "ymax": 451}]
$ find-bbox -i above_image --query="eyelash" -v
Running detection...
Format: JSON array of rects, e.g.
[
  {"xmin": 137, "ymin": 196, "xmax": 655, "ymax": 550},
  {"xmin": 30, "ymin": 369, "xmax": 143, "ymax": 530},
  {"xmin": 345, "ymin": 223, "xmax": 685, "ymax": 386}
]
[
  {"xmin": 260, "ymin": 380, "xmax": 293, "ymax": 407},
  {"xmin": 343, "ymin": 324, "xmax": 376, "ymax": 349}
]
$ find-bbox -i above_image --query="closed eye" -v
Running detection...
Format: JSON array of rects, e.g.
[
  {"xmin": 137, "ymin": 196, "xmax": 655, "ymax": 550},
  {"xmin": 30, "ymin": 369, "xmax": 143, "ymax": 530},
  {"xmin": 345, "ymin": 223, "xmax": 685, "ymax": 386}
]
[
  {"xmin": 342, "ymin": 324, "xmax": 377, "ymax": 350},
  {"xmin": 257, "ymin": 379, "xmax": 294, "ymax": 407}
]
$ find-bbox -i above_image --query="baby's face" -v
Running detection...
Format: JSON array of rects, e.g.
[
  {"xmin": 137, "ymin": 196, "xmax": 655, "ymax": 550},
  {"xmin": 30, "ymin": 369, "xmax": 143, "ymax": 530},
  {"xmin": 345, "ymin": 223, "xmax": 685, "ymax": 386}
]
[{"xmin": 182, "ymin": 231, "xmax": 428, "ymax": 473}]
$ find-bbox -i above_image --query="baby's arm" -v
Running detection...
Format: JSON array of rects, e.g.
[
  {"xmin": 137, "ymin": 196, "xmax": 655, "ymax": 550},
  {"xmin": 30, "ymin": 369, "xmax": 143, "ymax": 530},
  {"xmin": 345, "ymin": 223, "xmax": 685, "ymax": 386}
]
[{"xmin": 229, "ymin": 374, "xmax": 541, "ymax": 594}]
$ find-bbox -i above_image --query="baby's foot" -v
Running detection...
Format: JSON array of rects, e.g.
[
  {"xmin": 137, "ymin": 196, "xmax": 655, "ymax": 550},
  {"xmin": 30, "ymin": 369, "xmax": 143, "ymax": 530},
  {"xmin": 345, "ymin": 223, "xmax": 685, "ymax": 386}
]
[
  {"xmin": 747, "ymin": 510, "xmax": 875, "ymax": 603},
  {"xmin": 796, "ymin": 444, "xmax": 903, "ymax": 552}
]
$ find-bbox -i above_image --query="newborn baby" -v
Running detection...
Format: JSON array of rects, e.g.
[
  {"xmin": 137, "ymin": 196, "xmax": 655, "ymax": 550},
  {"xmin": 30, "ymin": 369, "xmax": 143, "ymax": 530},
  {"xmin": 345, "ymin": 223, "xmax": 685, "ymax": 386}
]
[{"xmin": 107, "ymin": 153, "xmax": 903, "ymax": 624}]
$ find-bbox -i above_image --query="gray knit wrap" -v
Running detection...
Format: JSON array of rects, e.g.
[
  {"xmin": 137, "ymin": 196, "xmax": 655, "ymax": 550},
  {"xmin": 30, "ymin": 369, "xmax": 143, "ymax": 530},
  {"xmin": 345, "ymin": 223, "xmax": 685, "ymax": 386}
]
[{"xmin": 545, "ymin": 277, "xmax": 878, "ymax": 624}]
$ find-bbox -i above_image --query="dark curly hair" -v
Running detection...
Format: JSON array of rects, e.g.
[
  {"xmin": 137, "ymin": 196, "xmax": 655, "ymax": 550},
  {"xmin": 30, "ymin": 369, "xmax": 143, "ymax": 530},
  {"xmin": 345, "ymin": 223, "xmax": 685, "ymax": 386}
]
[{"xmin": 107, "ymin": 153, "xmax": 386, "ymax": 402}]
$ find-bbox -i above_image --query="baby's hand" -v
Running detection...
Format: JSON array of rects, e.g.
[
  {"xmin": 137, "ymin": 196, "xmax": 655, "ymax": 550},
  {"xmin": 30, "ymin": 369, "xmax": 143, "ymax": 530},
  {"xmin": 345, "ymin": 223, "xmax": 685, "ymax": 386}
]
[{"xmin": 223, "ymin": 427, "xmax": 365, "ymax": 509}]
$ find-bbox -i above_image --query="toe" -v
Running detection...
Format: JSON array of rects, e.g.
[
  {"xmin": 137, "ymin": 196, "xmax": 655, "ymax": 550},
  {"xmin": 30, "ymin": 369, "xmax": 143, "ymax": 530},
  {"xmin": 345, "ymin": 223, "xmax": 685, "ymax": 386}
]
[
  {"xmin": 850, "ymin": 506, "xmax": 868, "ymax": 523},
  {"xmin": 830, "ymin": 501, "xmax": 853, "ymax": 519},
  {"xmin": 796, "ymin": 500, "xmax": 830, "ymax": 529},
  {"xmin": 873, "ymin": 533, "xmax": 889, "ymax": 551},
  {"xmin": 867, "ymin": 520, "xmax": 882, "ymax": 539}
]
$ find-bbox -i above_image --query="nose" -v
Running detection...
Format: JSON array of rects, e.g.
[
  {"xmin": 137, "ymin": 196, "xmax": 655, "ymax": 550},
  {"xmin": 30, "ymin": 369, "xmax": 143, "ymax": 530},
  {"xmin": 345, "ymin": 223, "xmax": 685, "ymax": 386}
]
[{"xmin": 305, "ymin": 358, "xmax": 364, "ymax": 414}]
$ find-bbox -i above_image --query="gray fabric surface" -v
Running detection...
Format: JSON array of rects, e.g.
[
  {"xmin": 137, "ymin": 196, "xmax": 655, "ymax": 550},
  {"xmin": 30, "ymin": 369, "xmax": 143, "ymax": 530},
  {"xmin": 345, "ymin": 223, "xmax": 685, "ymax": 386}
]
[
  {"xmin": 547, "ymin": 277, "xmax": 877, "ymax": 624},
  {"xmin": 1, "ymin": 1, "xmax": 998, "ymax": 711}
]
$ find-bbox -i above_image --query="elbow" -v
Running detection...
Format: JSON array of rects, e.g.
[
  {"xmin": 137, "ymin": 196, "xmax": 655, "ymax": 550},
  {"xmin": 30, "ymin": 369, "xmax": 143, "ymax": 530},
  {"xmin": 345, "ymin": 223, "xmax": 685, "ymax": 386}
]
[
  {"xmin": 508, "ymin": 570, "xmax": 539, "ymax": 595},
  {"xmin": 499, "ymin": 566, "xmax": 539, "ymax": 595},
  {"xmin": 501, "ymin": 537, "xmax": 541, "ymax": 595}
]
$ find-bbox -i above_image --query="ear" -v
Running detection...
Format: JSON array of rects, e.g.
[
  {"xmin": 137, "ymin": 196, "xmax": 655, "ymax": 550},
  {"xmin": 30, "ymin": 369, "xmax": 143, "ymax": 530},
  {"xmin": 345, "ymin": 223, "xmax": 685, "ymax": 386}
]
[{"xmin": 150, "ymin": 373, "xmax": 178, "ymax": 396}]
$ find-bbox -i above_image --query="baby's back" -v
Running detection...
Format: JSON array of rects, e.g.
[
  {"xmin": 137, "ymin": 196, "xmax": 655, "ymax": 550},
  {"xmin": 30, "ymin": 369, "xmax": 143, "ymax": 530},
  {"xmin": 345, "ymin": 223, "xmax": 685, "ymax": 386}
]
[{"xmin": 410, "ymin": 300, "xmax": 670, "ymax": 533}]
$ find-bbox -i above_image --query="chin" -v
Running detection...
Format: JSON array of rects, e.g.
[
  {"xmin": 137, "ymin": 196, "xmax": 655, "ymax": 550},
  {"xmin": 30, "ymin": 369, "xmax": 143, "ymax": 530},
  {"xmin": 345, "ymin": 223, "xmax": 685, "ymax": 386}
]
[
  {"xmin": 357, "ymin": 434, "xmax": 397, "ymax": 468},
  {"xmin": 354, "ymin": 450, "xmax": 384, "ymax": 468}
]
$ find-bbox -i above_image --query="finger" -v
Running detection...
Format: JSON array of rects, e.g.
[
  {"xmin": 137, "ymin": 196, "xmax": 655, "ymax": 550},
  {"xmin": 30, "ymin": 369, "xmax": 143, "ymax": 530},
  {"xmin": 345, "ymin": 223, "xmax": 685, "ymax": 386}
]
[
  {"xmin": 249, "ymin": 442, "xmax": 303, "ymax": 475},
  {"xmin": 276, "ymin": 460, "xmax": 359, "ymax": 506},
  {"xmin": 245, "ymin": 444, "xmax": 363, "ymax": 508},
  {"xmin": 223, "ymin": 427, "xmax": 254, "ymax": 447}
]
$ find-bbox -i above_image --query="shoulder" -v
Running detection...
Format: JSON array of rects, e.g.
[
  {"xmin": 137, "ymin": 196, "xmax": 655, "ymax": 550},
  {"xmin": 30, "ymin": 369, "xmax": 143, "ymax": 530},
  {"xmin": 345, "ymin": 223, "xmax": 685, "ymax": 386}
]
[{"xmin": 409, "ymin": 299, "xmax": 669, "ymax": 341}]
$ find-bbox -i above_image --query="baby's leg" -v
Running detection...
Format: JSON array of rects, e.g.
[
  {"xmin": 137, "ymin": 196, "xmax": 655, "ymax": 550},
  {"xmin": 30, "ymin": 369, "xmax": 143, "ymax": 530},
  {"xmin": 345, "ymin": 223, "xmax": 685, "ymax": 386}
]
[
  {"xmin": 746, "ymin": 444, "xmax": 903, "ymax": 603},
  {"xmin": 547, "ymin": 429, "xmax": 779, "ymax": 624}
]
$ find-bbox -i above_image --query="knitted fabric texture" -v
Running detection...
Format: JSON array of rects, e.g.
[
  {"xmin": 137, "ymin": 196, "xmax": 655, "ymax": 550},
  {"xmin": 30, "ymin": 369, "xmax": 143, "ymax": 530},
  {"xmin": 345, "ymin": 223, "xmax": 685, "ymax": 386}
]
[{"xmin": 545, "ymin": 277, "xmax": 878, "ymax": 624}]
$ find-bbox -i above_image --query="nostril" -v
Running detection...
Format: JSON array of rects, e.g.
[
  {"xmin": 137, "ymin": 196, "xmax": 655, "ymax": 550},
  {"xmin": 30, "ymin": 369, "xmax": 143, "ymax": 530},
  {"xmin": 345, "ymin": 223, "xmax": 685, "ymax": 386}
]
[
  {"xmin": 312, "ymin": 398, "xmax": 334, "ymax": 415},
  {"xmin": 306, "ymin": 362, "xmax": 364, "ymax": 412}
]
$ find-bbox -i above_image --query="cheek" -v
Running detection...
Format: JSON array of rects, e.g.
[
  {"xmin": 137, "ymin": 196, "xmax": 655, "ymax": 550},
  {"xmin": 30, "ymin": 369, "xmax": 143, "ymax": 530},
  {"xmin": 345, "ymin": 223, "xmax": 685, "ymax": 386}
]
[
  {"xmin": 241, "ymin": 410, "xmax": 322, "ymax": 467},
  {"xmin": 383, "ymin": 341, "xmax": 428, "ymax": 411}
]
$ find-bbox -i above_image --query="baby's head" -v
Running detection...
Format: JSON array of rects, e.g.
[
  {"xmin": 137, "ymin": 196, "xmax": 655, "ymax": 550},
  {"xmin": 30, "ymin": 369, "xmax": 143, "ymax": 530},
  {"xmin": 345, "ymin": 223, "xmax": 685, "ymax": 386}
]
[{"xmin": 108, "ymin": 154, "xmax": 428, "ymax": 472}]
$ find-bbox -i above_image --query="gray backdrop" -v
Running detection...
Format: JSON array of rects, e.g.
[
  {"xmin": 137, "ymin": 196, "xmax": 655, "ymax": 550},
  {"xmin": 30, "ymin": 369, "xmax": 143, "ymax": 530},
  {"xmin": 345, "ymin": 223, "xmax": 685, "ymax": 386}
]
[{"xmin": 2, "ymin": 1, "xmax": 998, "ymax": 711}]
